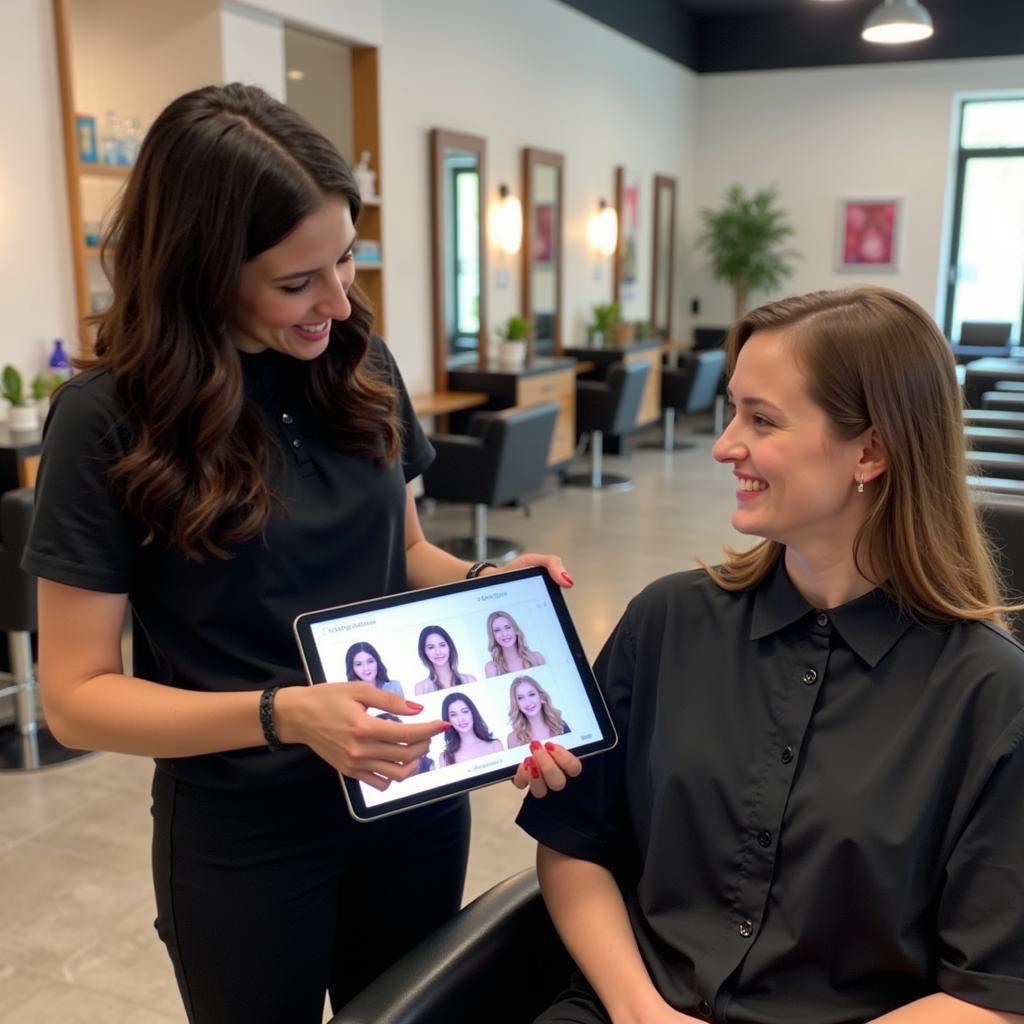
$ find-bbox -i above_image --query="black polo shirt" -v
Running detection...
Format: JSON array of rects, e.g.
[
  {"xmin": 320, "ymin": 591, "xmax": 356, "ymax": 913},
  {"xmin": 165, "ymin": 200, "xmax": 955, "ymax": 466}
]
[
  {"xmin": 23, "ymin": 338, "xmax": 433, "ymax": 790},
  {"xmin": 517, "ymin": 562, "xmax": 1024, "ymax": 1023}
]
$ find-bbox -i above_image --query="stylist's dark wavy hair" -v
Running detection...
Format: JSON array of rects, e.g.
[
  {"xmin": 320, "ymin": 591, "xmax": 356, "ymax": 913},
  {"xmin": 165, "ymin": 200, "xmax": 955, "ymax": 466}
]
[{"xmin": 84, "ymin": 83, "xmax": 401, "ymax": 560}]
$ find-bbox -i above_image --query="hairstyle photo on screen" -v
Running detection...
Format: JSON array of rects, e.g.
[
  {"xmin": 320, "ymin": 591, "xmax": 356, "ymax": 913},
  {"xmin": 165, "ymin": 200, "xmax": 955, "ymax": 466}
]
[
  {"xmin": 345, "ymin": 641, "xmax": 405, "ymax": 698},
  {"xmin": 483, "ymin": 609, "xmax": 547, "ymax": 678},
  {"xmin": 506, "ymin": 675, "xmax": 569, "ymax": 748},
  {"xmin": 439, "ymin": 692, "xmax": 503, "ymax": 766},
  {"xmin": 413, "ymin": 625, "xmax": 477, "ymax": 694}
]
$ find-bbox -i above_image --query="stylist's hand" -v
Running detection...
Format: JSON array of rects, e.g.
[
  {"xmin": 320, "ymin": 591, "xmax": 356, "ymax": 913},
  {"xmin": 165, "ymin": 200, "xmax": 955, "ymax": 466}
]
[
  {"xmin": 485, "ymin": 553, "xmax": 574, "ymax": 590},
  {"xmin": 274, "ymin": 683, "xmax": 447, "ymax": 790},
  {"xmin": 512, "ymin": 740, "xmax": 582, "ymax": 797}
]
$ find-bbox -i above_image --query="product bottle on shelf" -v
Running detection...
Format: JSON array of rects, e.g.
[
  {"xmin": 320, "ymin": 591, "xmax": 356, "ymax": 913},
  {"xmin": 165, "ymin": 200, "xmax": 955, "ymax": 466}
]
[
  {"xmin": 49, "ymin": 339, "xmax": 72, "ymax": 381},
  {"xmin": 120, "ymin": 116, "xmax": 141, "ymax": 165},
  {"xmin": 100, "ymin": 110, "xmax": 121, "ymax": 165}
]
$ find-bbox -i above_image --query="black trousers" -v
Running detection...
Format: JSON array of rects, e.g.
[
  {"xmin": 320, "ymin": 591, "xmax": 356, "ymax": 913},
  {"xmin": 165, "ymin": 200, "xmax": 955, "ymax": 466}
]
[
  {"xmin": 535, "ymin": 974, "xmax": 612, "ymax": 1024},
  {"xmin": 151, "ymin": 768, "xmax": 470, "ymax": 1024}
]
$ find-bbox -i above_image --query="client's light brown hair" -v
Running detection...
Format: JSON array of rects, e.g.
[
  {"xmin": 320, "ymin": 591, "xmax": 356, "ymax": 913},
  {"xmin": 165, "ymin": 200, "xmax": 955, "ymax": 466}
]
[{"xmin": 705, "ymin": 286, "xmax": 1020, "ymax": 628}]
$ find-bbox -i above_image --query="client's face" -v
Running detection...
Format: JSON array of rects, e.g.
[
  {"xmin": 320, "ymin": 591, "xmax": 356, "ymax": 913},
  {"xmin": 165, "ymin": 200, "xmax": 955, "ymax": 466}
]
[
  {"xmin": 447, "ymin": 700, "xmax": 474, "ymax": 734},
  {"xmin": 351, "ymin": 652, "xmax": 377, "ymax": 682},
  {"xmin": 424, "ymin": 634, "xmax": 450, "ymax": 667},
  {"xmin": 492, "ymin": 617, "xmax": 517, "ymax": 649},
  {"xmin": 515, "ymin": 684, "xmax": 541, "ymax": 717}
]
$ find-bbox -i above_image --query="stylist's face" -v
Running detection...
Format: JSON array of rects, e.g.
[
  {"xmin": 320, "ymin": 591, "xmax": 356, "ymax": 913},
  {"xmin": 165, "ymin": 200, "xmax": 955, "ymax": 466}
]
[
  {"xmin": 233, "ymin": 198, "xmax": 356, "ymax": 361},
  {"xmin": 712, "ymin": 328, "xmax": 866, "ymax": 551}
]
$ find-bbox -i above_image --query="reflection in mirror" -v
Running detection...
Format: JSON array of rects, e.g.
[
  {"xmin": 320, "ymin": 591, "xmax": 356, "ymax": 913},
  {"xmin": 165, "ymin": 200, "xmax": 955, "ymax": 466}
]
[
  {"xmin": 431, "ymin": 129, "xmax": 487, "ymax": 387},
  {"xmin": 650, "ymin": 175, "xmax": 677, "ymax": 340},
  {"xmin": 522, "ymin": 148, "xmax": 564, "ymax": 358}
]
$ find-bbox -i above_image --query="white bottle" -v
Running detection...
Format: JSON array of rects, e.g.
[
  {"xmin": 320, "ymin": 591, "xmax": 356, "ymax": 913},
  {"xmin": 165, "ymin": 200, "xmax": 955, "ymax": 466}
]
[{"xmin": 100, "ymin": 110, "xmax": 121, "ymax": 165}]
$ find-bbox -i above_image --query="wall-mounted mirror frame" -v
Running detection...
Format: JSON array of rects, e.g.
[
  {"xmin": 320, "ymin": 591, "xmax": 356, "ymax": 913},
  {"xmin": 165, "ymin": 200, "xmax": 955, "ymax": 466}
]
[
  {"xmin": 522, "ymin": 147, "xmax": 565, "ymax": 359},
  {"xmin": 650, "ymin": 174, "xmax": 677, "ymax": 340},
  {"xmin": 430, "ymin": 128, "xmax": 487, "ymax": 389}
]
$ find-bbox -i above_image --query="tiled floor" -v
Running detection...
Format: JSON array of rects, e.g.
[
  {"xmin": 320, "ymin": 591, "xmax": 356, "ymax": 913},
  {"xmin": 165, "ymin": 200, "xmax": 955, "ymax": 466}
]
[{"xmin": 0, "ymin": 422, "xmax": 742, "ymax": 1023}]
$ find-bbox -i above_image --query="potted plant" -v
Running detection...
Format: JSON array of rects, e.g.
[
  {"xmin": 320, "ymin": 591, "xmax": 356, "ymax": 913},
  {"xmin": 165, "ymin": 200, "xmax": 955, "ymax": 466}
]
[
  {"xmin": 2, "ymin": 365, "xmax": 39, "ymax": 431},
  {"xmin": 496, "ymin": 314, "xmax": 533, "ymax": 369},
  {"xmin": 588, "ymin": 301, "xmax": 621, "ymax": 348},
  {"xmin": 32, "ymin": 371, "xmax": 64, "ymax": 418},
  {"xmin": 697, "ymin": 184, "xmax": 799, "ymax": 320}
]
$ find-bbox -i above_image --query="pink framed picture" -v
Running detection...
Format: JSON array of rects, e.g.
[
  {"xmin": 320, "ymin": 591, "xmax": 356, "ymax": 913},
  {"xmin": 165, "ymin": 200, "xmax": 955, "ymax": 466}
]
[
  {"xmin": 534, "ymin": 203, "xmax": 553, "ymax": 265},
  {"xmin": 837, "ymin": 199, "xmax": 902, "ymax": 272}
]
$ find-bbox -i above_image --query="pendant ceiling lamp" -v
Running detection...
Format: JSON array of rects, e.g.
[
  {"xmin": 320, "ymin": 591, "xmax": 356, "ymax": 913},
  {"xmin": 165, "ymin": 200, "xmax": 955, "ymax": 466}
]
[{"xmin": 862, "ymin": 0, "xmax": 934, "ymax": 44}]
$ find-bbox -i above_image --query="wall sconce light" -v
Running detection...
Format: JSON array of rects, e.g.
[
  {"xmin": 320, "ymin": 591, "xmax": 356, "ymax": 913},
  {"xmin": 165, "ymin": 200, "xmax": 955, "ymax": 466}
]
[
  {"xmin": 490, "ymin": 184, "xmax": 523, "ymax": 256},
  {"xmin": 587, "ymin": 199, "xmax": 618, "ymax": 257}
]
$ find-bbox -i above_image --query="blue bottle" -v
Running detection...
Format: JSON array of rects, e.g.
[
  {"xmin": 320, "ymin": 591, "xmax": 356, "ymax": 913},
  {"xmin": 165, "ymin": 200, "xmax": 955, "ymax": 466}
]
[{"xmin": 49, "ymin": 339, "xmax": 71, "ymax": 381}]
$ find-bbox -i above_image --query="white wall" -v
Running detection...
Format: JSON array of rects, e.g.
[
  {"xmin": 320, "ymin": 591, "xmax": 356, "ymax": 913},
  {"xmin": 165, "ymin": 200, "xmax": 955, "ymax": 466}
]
[
  {"xmin": 233, "ymin": 0, "xmax": 380, "ymax": 47},
  {"xmin": 379, "ymin": 0, "xmax": 698, "ymax": 392},
  {"xmin": 0, "ymin": 1, "xmax": 78, "ymax": 375},
  {"xmin": 693, "ymin": 56, "xmax": 1024, "ymax": 328},
  {"xmin": 221, "ymin": 1, "xmax": 284, "ymax": 99}
]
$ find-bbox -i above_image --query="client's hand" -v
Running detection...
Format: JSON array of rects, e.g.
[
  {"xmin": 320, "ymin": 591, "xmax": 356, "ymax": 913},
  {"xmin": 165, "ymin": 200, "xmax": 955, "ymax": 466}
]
[{"xmin": 512, "ymin": 741, "xmax": 582, "ymax": 797}]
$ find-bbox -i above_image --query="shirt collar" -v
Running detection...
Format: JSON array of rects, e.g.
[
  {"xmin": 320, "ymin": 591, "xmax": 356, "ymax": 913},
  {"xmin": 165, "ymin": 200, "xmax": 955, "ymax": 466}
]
[{"xmin": 751, "ymin": 557, "xmax": 914, "ymax": 668}]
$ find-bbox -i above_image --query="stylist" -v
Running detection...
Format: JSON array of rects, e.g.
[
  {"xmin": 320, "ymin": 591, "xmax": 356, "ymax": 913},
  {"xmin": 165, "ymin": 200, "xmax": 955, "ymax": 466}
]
[{"xmin": 24, "ymin": 83, "xmax": 578, "ymax": 1024}]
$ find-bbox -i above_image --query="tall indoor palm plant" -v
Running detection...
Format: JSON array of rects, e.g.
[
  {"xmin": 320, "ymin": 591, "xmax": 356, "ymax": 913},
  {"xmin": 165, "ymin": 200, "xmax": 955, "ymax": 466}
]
[{"xmin": 698, "ymin": 185, "xmax": 799, "ymax": 320}]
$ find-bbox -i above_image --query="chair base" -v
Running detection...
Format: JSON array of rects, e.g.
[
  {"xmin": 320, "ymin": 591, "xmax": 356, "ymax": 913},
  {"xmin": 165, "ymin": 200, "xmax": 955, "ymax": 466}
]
[
  {"xmin": 436, "ymin": 536, "xmax": 521, "ymax": 563},
  {"xmin": 563, "ymin": 471, "xmax": 634, "ymax": 491},
  {"xmin": 635, "ymin": 436, "xmax": 698, "ymax": 452},
  {"xmin": 0, "ymin": 723, "xmax": 95, "ymax": 771}
]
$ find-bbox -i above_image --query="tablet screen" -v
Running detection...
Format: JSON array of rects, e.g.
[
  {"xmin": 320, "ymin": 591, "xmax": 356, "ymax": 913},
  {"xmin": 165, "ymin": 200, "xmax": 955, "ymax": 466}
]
[{"xmin": 293, "ymin": 567, "xmax": 615, "ymax": 820}]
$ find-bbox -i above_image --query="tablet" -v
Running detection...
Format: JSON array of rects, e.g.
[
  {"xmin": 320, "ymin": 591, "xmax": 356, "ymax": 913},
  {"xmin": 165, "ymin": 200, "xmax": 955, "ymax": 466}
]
[{"xmin": 293, "ymin": 566, "xmax": 616, "ymax": 822}]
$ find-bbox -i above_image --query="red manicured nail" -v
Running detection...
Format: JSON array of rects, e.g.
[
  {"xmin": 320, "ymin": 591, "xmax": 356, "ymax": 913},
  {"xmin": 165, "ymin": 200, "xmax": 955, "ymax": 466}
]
[
  {"xmin": 406, "ymin": 701, "xmax": 424, "ymax": 713},
  {"xmin": 530, "ymin": 740, "xmax": 542, "ymax": 751},
  {"xmin": 524, "ymin": 756, "xmax": 534, "ymax": 770},
  {"xmin": 530, "ymin": 764, "xmax": 540, "ymax": 779},
  {"xmin": 561, "ymin": 571, "xmax": 574, "ymax": 586},
  {"xmin": 545, "ymin": 742, "xmax": 556, "ymax": 752},
  {"xmin": 440, "ymin": 722, "xmax": 452, "ymax": 731}
]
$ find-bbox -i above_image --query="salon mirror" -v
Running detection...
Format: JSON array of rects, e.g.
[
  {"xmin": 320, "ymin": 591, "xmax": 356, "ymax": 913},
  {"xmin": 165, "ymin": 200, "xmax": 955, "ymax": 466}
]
[
  {"xmin": 650, "ymin": 175, "xmax": 677, "ymax": 340},
  {"xmin": 431, "ymin": 129, "xmax": 488, "ymax": 387},
  {"xmin": 522, "ymin": 148, "xmax": 565, "ymax": 358}
]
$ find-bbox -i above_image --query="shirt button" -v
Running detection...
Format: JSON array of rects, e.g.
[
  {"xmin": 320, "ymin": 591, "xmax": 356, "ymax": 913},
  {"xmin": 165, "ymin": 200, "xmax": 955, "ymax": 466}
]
[
  {"xmin": 739, "ymin": 919, "xmax": 754, "ymax": 938},
  {"xmin": 291, "ymin": 438, "xmax": 303, "ymax": 449},
  {"xmin": 757, "ymin": 830, "xmax": 772, "ymax": 847},
  {"xmin": 281, "ymin": 412, "xmax": 294, "ymax": 424},
  {"xmin": 781, "ymin": 746, "xmax": 794, "ymax": 764},
  {"xmin": 816, "ymin": 612, "xmax": 829, "ymax": 627},
  {"xmin": 802, "ymin": 668, "xmax": 817, "ymax": 685},
  {"xmin": 697, "ymin": 999, "xmax": 713, "ymax": 1018}
]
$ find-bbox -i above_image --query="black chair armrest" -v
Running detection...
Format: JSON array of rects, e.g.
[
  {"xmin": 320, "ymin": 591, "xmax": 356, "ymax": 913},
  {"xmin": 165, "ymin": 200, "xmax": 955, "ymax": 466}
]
[
  {"xmin": 0, "ymin": 488, "xmax": 37, "ymax": 632},
  {"xmin": 576, "ymin": 381, "xmax": 613, "ymax": 431},
  {"xmin": 422, "ymin": 435, "xmax": 494, "ymax": 504},
  {"xmin": 329, "ymin": 868, "xmax": 573, "ymax": 1024}
]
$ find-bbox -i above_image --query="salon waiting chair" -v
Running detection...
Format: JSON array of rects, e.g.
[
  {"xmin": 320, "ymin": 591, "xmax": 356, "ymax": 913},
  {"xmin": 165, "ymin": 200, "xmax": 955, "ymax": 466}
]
[
  {"xmin": 644, "ymin": 349, "xmax": 726, "ymax": 451},
  {"xmin": 981, "ymin": 391, "xmax": 1024, "ymax": 413},
  {"xmin": 329, "ymin": 868, "xmax": 573, "ymax": 1024},
  {"xmin": 949, "ymin": 322, "xmax": 1015, "ymax": 363},
  {"xmin": 422, "ymin": 402, "xmax": 559, "ymax": 563},
  {"xmin": 963, "ymin": 409, "xmax": 1024, "ymax": 431},
  {"xmin": 968, "ymin": 475, "xmax": 1024, "ymax": 498},
  {"xmin": 974, "ymin": 492, "xmax": 1024, "ymax": 639},
  {"xmin": 964, "ymin": 426, "xmax": 1024, "ymax": 456},
  {"xmin": 566, "ymin": 361, "xmax": 649, "ymax": 491}
]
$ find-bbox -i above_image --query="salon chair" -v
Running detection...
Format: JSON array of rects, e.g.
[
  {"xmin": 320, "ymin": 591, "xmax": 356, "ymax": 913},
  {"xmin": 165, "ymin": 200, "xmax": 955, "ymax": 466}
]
[
  {"xmin": 329, "ymin": 868, "xmax": 573, "ymax": 1024},
  {"xmin": 566, "ymin": 361, "xmax": 649, "ymax": 491},
  {"xmin": 949, "ymin": 322, "xmax": 1015, "ymax": 364},
  {"xmin": 964, "ymin": 426, "xmax": 1024, "ymax": 456},
  {"xmin": 422, "ymin": 402, "xmax": 559, "ymax": 563},
  {"xmin": 968, "ymin": 475, "xmax": 1024, "ymax": 498},
  {"xmin": 966, "ymin": 451, "xmax": 1024, "ymax": 482},
  {"xmin": 643, "ymin": 350, "xmax": 726, "ymax": 451},
  {"xmin": 974, "ymin": 492, "xmax": 1024, "ymax": 639}
]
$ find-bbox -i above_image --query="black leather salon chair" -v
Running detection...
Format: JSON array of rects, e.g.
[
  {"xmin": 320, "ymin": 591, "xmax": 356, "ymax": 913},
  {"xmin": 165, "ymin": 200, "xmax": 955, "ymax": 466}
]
[
  {"xmin": 646, "ymin": 349, "xmax": 726, "ymax": 451},
  {"xmin": 566, "ymin": 361, "xmax": 649, "ymax": 490},
  {"xmin": 329, "ymin": 868, "xmax": 573, "ymax": 1024},
  {"xmin": 974, "ymin": 492, "xmax": 1024, "ymax": 639},
  {"xmin": 966, "ymin": 451, "xmax": 1024, "ymax": 482},
  {"xmin": 964, "ymin": 409, "xmax": 1024, "ymax": 431},
  {"xmin": 968, "ymin": 475, "xmax": 1024, "ymax": 498},
  {"xmin": 0, "ymin": 488, "xmax": 83, "ymax": 770},
  {"xmin": 422, "ymin": 402, "xmax": 559, "ymax": 563},
  {"xmin": 950, "ymin": 322, "xmax": 1015, "ymax": 363}
]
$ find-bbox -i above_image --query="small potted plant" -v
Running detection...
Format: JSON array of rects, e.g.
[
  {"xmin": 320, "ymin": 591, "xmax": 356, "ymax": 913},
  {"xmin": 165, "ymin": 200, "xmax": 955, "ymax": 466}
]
[
  {"xmin": 2, "ymin": 365, "xmax": 39, "ymax": 431},
  {"xmin": 496, "ymin": 314, "xmax": 533, "ymax": 369},
  {"xmin": 588, "ymin": 301, "xmax": 621, "ymax": 348},
  {"xmin": 32, "ymin": 371, "xmax": 64, "ymax": 418}
]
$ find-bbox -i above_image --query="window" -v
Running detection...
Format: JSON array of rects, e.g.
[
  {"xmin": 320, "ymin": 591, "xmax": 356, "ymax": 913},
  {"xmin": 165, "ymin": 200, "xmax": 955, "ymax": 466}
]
[{"xmin": 945, "ymin": 97, "xmax": 1024, "ymax": 344}]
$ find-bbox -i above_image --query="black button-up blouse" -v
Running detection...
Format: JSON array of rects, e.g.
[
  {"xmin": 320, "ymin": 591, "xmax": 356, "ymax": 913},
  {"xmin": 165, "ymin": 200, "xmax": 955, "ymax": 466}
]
[{"xmin": 517, "ymin": 562, "xmax": 1024, "ymax": 1023}]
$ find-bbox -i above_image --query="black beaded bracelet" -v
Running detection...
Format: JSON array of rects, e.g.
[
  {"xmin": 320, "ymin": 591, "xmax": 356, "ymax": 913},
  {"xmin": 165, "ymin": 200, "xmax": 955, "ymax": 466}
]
[
  {"xmin": 259, "ymin": 685, "xmax": 283, "ymax": 752},
  {"xmin": 466, "ymin": 560, "xmax": 497, "ymax": 579}
]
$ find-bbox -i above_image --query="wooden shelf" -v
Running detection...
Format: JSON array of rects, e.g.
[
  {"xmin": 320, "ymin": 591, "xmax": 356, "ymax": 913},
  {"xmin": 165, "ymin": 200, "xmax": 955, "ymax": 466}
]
[{"xmin": 78, "ymin": 161, "xmax": 130, "ymax": 178}]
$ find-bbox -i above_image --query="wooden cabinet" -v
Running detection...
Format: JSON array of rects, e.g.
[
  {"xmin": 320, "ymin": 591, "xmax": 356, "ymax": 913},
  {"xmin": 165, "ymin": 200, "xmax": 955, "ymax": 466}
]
[{"xmin": 448, "ymin": 359, "xmax": 577, "ymax": 469}]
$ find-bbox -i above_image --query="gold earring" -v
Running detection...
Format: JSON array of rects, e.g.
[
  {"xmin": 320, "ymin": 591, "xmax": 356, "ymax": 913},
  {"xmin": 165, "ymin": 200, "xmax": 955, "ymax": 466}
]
[{"xmin": 856, "ymin": 475, "xmax": 864, "ymax": 494}]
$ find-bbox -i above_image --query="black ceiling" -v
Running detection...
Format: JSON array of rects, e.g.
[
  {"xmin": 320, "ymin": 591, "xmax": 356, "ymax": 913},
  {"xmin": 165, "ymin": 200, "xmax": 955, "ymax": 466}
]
[{"xmin": 557, "ymin": 0, "xmax": 1024, "ymax": 73}]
